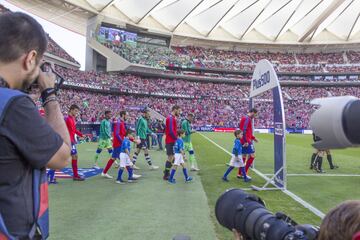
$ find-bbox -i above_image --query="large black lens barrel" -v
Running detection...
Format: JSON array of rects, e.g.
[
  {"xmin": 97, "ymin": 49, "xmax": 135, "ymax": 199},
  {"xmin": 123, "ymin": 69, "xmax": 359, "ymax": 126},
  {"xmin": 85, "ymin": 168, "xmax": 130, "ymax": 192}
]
[
  {"xmin": 215, "ymin": 189, "xmax": 296, "ymax": 240},
  {"xmin": 215, "ymin": 189, "xmax": 265, "ymax": 235}
]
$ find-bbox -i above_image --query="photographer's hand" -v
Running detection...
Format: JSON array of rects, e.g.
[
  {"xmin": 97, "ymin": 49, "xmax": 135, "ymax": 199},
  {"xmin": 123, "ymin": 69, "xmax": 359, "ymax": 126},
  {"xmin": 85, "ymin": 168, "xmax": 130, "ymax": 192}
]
[
  {"xmin": 232, "ymin": 229, "xmax": 244, "ymax": 240},
  {"xmin": 37, "ymin": 70, "xmax": 56, "ymax": 91},
  {"xmin": 38, "ymin": 70, "xmax": 72, "ymax": 169}
]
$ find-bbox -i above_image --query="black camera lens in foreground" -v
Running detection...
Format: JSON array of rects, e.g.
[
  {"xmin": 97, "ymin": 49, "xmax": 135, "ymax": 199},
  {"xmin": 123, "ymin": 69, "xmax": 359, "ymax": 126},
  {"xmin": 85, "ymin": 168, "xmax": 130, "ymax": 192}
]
[{"xmin": 215, "ymin": 189, "xmax": 318, "ymax": 240}]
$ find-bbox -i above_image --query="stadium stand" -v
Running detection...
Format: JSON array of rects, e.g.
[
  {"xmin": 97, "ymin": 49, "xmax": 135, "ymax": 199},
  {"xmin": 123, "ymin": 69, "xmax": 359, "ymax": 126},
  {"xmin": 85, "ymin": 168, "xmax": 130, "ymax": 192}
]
[
  {"xmin": 2, "ymin": 3, "xmax": 360, "ymax": 129},
  {"xmin": 99, "ymin": 39, "xmax": 360, "ymax": 73},
  {"xmin": 47, "ymin": 35, "xmax": 80, "ymax": 65},
  {"xmin": 52, "ymin": 65, "xmax": 360, "ymax": 129}
]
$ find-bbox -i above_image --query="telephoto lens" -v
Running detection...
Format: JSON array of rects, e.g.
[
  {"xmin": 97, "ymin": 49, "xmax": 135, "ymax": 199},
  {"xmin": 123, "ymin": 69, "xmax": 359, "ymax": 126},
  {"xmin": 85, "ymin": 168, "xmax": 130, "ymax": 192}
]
[{"xmin": 215, "ymin": 189, "xmax": 318, "ymax": 240}]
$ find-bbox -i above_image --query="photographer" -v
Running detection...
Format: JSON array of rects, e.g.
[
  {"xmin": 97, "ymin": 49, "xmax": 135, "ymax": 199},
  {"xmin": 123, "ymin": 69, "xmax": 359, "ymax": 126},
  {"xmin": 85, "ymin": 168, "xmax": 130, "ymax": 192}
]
[
  {"xmin": 0, "ymin": 12, "xmax": 71, "ymax": 239},
  {"xmin": 318, "ymin": 200, "xmax": 360, "ymax": 240}
]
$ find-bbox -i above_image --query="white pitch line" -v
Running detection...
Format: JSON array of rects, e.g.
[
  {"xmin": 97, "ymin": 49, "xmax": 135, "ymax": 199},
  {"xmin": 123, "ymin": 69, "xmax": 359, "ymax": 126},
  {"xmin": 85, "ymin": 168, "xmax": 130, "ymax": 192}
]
[
  {"xmin": 264, "ymin": 173, "xmax": 360, "ymax": 177},
  {"xmin": 198, "ymin": 132, "xmax": 325, "ymax": 219}
]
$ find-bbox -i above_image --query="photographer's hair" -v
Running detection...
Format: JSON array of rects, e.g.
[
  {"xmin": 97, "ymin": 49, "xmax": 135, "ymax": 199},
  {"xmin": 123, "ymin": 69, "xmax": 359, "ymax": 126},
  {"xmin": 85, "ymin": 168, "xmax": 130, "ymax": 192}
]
[
  {"xmin": 105, "ymin": 110, "xmax": 111, "ymax": 115},
  {"xmin": 234, "ymin": 129, "xmax": 243, "ymax": 137},
  {"xmin": 249, "ymin": 108, "xmax": 258, "ymax": 114},
  {"xmin": 177, "ymin": 129, "xmax": 185, "ymax": 137},
  {"xmin": 0, "ymin": 12, "xmax": 47, "ymax": 63},
  {"xmin": 172, "ymin": 105, "xmax": 181, "ymax": 112},
  {"xmin": 69, "ymin": 104, "xmax": 80, "ymax": 111},
  {"xmin": 318, "ymin": 200, "xmax": 360, "ymax": 240},
  {"xmin": 119, "ymin": 111, "xmax": 127, "ymax": 118}
]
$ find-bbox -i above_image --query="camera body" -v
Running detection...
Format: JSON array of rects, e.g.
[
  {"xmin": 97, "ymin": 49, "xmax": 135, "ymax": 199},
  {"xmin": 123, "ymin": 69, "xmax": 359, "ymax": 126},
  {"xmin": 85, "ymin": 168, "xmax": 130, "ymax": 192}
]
[
  {"xmin": 215, "ymin": 189, "xmax": 319, "ymax": 240},
  {"xmin": 26, "ymin": 61, "xmax": 65, "ymax": 94}
]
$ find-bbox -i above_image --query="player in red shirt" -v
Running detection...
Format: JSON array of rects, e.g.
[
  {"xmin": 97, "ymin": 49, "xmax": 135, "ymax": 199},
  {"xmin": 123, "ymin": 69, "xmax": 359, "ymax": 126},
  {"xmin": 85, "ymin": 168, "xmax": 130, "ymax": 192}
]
[
  {"xmin": 238, "ymin": 108, "xmax": 258, "ymax": 179},
  {"xmin": 101, "ymin": 111, "xmax": 141, "ymax": 179},
  {"xmin": 163, "ymin": 105, "xmax": 181, "ymax": 180},
  {"xmin": 65, "ymin": 104, "xmax": 85, "ymax": 181}
]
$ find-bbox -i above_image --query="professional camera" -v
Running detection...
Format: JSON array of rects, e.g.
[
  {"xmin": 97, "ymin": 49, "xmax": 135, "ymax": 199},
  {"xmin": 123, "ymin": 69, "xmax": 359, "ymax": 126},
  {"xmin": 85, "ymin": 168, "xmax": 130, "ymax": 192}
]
[
  {"xmin": 25, "ymin": 61, "xmax": 65, "ymax": 94},
  {"xmin": 310, "ymin": 96, "xmax": 360, "ymax": 149},
  {"xmin": 215, "ymin": 189, "xmax": 319, "ymax": 240}
]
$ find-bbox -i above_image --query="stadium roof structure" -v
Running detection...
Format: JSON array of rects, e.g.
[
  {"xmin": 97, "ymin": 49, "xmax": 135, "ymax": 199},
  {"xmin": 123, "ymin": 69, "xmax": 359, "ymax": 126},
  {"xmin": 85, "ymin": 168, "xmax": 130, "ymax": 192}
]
[{"xmin": 7, "ymin": 0, "xmax": 360, "ymax": 45}]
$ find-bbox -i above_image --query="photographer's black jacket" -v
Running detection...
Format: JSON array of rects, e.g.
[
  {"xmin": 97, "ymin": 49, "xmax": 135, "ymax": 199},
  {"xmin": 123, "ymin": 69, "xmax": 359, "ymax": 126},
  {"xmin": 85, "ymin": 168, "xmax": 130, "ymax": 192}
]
[{"xmin": 0, "ymin": 86, "xmax": 63, "ymax": 238}]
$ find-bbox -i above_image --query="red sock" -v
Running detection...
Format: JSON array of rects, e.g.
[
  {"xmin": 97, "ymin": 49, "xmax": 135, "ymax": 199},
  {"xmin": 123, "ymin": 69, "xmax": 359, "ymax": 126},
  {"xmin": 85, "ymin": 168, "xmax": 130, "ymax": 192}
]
[
  {"xmin": 72, "ymin": 159, "xmax": 78, "ymax": 177},
  {"xmin": 238, "ymin": 157, "xmax": 247, "ymax": 176},
  {"xmin": 103, "ymin": 159, "xmax": 115, "ymax": 174},
  {"xmin": 245, "ymin": 157, "xmax": 255, "ymax": 173}
]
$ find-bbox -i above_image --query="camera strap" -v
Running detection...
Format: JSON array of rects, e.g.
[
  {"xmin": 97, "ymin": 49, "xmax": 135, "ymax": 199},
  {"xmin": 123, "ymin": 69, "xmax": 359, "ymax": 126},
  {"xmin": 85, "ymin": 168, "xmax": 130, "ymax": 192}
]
[{"xmin": 40, "ymin": 88, "xmax": 56, "ymax": 103}]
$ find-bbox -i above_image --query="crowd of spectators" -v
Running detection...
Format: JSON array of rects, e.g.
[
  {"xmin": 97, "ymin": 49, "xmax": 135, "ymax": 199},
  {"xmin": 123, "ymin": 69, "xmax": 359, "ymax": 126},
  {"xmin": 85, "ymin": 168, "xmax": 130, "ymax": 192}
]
[
  {"xmin": 3, "ymin": 4, "xmax": 360, "ymax": 129},
  {"xmin": 101, "ymin": 42, "xmax": 191, "ymax": 69},
  {"xmin": 100, "ymin": 39, "xmax": 360, "ymax": 74},
  {"xmin": 54, "ymin": 64, "xmax": 360, "ymax": 129},
  {"xmin": 347, "ymin": 51, "xmax": 360, "ymax": 63},
  {"xmin": 57, "ymin": 89, "xmax": 246, "ymax": 127},
  {"xmin": 57, "ymin": 85, "xmax": 360, "ymax": 129},
  {"xmin": 47, "ymin": 35, "xmax": 80, "ymax": 65},
  {"xmin": 55, "ymin": 65, "xmax": 248, "ymax": 99}
]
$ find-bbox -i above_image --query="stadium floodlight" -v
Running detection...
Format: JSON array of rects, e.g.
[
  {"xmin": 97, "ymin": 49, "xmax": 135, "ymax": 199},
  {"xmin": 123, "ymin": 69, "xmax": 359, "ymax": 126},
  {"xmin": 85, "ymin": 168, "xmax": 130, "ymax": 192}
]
[{"xmin": 249, "ymin": 59, "xmax": 286, "ymax": 191}]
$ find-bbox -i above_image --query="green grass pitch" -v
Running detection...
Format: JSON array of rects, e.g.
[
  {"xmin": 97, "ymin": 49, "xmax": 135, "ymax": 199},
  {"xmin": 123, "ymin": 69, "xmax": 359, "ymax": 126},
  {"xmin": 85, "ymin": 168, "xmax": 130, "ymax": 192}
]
[{"xmin": 49, "ymin": 133, "xmax": 360, "ymax": 240}]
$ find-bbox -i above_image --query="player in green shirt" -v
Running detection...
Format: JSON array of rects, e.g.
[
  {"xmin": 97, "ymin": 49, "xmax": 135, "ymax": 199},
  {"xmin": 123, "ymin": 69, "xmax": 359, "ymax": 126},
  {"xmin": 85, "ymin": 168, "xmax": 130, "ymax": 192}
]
[
  {"xmin": 132, "ymin": 109, "xmax": 159, "ymax": 170},
  {"xmin": 181, "ymin": 113, "xmax": 199, "ymax": 171},
  {"xmin": 94, "ymin": 110, "xmax": 113, "ymax": 168}
]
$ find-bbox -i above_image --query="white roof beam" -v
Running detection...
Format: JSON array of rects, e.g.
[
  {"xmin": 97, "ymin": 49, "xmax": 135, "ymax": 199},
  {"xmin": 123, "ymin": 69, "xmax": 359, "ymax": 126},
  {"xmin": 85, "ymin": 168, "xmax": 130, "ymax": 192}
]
[
  {"xmin": 347, "ymin": 11, "xmax": 360, "ymax": 40},
  {"xmin": 64, "ymin": 0, "xmax": 99, "ymax": 14},
  {"xmin": 240, "ymin": 0, "xmax": 273, "ymax": 40},
  {"xmin": 193, "ymin": 0, "xmax": 223, "ymax": 18},
  {"xmin": 136, "ymin": 0, "xmax": 164, "ymax": 24},
  {"xmin": 274, "ymin": 0, "xmax": 305, "ymax": 41},
  {"xmin": 311, "ymin": 0, "xmax": 355, "ymax": 40},
  {"xmin": 298, "ymin": 0, "xmax": 347, "ymax": 42},
  {"xmin": 225, "ymin": 0, "xmax": 260, "ymax": 23},
  {"xmin": 206, "ymin": 0, "xmax": 241, "ymax": 37},
  {"xmin": 99, "ymin": 0, "xmax": 117, "ymax": 13},
  {"xmin": 172, "ymin": 0, "xmax": 205, "ymax": 32}
]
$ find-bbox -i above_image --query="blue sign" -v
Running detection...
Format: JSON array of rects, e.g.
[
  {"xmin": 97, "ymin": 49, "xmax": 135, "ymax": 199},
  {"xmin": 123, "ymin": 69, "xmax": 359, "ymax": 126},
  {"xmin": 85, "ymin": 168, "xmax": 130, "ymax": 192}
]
[
  {"xmin": 250, "ymin": 59, "xmax": 286, "ymax": 190},
  {"xmin": 273, "ymin": 86, "xmax": 286, "ymax": 188}
]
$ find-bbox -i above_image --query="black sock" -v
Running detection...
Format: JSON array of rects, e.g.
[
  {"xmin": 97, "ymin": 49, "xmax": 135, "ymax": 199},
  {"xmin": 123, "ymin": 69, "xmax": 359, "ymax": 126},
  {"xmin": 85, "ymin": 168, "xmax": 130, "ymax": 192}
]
[
  {"xmin": 317, "ymin": 157, "xmax": 323, "ymax": 171},
  {"xmin": 145, "ymin": 153, "xmax": 152, "ymax": 166},
  {"xmin": 164, "ymin": 161, "xmax": 172, "ymax": 177},
  {"xmin": 310, "ymin": 153, "xmax": 317, "ymax": 168},
  {"xmin": 327, "ymin": 155, "xmax": 334, "ymax": 169}
]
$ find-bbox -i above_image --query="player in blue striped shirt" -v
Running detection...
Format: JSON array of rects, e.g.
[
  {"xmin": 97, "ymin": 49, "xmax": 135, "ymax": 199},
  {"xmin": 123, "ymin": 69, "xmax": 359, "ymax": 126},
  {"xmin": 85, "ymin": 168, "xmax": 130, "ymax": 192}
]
[
  {"xmin": 168, "ymin": 130, "xmax": 193, "ymax": 184},
  {"xmin": 222, "ymin": 130, "xmax": 250, "ymax": 182},
  {"xmin": 116, "ymin": 129, "xmax": 137, "ymax": 184}
]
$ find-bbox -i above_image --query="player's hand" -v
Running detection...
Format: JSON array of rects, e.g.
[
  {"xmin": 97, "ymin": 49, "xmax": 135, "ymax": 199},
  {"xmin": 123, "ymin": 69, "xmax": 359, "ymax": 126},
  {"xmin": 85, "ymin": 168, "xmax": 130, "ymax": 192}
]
[
  {"xmin": 37, "ymin": 70, "xmax": 56, "ymax": 91},
  {"xmin": 243, "ymin": 142, "xmax": 249, "ymax": 147},
  {"xmin": 254, "ymin": 139, "xmax": 258, "ymax": 143},
  {"xmin": 135, "ymin": 139, "xmax": 141, "ymax": 144}
]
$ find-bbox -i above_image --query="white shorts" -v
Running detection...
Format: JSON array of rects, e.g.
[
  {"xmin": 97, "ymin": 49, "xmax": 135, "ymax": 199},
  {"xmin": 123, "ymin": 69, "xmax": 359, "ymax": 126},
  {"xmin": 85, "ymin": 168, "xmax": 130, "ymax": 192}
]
[
  {"xmin": 174, "ymin": 153, "xmax": 185, "ymax": 166},
  {"xmin": 120, "ymin": 153, "xmax": 133, "ymax": 168},
  {"xmin": 229, "ymin": 154, "xmax": 245, "ymax": 168}
]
